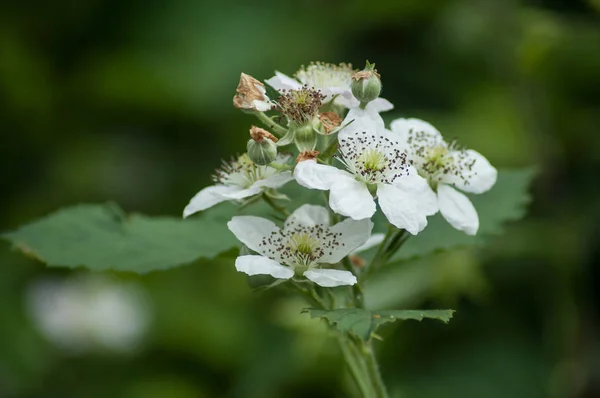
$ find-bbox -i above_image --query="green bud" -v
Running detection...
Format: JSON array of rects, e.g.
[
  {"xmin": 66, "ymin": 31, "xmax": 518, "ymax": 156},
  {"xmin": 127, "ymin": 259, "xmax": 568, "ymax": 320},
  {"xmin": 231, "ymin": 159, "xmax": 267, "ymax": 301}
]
[
  {"xmin": 292, "ymin": 123, "xmax": 317, "ymax": 151},
  {"xmin": 351, "ymin": 61, "xmax": 382, "ymax": 107},
  {"xmin": 247, "ymin": 126, "xmax": 278, "ymax": 165}
]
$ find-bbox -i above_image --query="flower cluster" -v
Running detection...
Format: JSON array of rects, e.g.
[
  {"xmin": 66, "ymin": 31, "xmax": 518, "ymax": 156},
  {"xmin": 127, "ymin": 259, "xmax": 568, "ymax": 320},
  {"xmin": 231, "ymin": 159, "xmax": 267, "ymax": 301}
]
[{"xmin": 183, "ymin": 61, "xmax": 497, "ymax": 288}]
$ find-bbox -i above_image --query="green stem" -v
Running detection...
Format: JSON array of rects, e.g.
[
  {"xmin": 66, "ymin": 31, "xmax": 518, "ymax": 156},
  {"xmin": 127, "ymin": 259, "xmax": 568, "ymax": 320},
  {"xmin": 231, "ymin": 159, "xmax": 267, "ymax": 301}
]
[
  {"xmin": 361, "ymin": 339, "xmax": 389, "ymax": 398},
  {"xmin": 254, "ymin": 112, "xmax": 288, "ymax": 136},
  {"xmin": 338, "ymin": 335, "xmax": 389, "ymax": 398},
  {"xmin": 262, "ymin": 194, "xmax": 290, "ymax": 217},
  {"xmin": 342, "ymin": 257, "xmax": 364, "ymax": 308},
  {"xmin": 360, "ymin": 225, "xmax": 394, "ymax": 282},
  {"xmin": 293, "ymin": 281, "xmax": 328, "ymax": 309},
  {"xmin": 339, "ymin": 336, "xmax": 375, "ymax": 398}
]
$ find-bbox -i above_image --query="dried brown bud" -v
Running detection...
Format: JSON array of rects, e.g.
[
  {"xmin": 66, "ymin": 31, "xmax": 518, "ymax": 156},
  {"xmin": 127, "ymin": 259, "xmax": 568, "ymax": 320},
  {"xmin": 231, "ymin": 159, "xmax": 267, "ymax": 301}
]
[
  {"xmin": 319, "ymin": 112, "xmax": 342, "ymax": 134},
  {"xmin": 233, "ymin": 73, "xmax": 271, "ymax": 111},
  {"xmin": 349, "ymin": 254, "xmax": 366, "ymax": 267},
  {"xmin": 296, "ymin": 150, "xmax": 320, "ymax": 163},
  {"xmin": 249, "ymin": 126, "xmax": 278, "ymax": 143}
]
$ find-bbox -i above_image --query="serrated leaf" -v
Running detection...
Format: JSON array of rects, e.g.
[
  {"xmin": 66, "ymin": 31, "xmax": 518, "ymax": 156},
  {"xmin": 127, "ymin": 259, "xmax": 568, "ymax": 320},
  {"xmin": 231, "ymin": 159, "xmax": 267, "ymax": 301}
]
[
  {"xmin": 385, "ymin": 168, "xmax": 535, "ymax": 263},
  {"xmin": 303, "ymin": 308, "xmax": 454, "ymax": 340},
  {"xmin": 1, "ymin": 203, "xmax": 237, "ymax": 273}
]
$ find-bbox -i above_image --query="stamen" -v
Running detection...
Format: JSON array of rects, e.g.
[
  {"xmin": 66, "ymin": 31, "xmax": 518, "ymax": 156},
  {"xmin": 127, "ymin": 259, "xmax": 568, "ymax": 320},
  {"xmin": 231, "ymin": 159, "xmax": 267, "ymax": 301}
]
[
  {"xmin": 407, "ymin": 129, "xmax": 478, "ymax": 185},
  {"xmin": 257, "ymin": 221, "xmax": 344, "ymax": 267},
  {"xmin": 212, "ymin": 154, "xmax": 273, "ymax": 188},
  {"xmin": 294, "ymin": 62, "xmax": 356, "ymax": 90},
  {"xmin": 276, "ymin": 86, "xmax": 325, "ymax": 124},
  {"xmin": 337, "ymin": 131, "xmax": 409, "ymax": 184}
]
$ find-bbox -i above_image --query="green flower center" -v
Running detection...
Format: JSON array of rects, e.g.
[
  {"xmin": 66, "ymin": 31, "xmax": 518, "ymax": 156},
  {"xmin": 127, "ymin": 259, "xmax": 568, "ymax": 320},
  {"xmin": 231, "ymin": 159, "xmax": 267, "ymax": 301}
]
[
  {"xmin": 423, "ymin": 145, "xmax": 452, "ymax": 172},
  {"xmin": 288, "ymin": 232, "xmax": 320, "ymax": 255},
  {"xmin": 358, "ymin": 148, "xmax": 386, "ymax": 172}
]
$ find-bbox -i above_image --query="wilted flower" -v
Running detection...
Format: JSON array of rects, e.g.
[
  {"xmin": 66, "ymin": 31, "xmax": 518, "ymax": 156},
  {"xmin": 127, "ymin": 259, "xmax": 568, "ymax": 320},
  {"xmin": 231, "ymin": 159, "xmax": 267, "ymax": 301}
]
[
  {"xmin": 294, "ymin": 121, "xmax": 437, "ymax": 235},
  {"xmin": 228, "ymin": 204, "xmax": 378, "ymax": 287},
  {"xmin": 318, "ymin": 112, "xmax": 343, "ymax": 134},
  {"xmin": 183, "ymin": 153, "xmax": 292, "ymax": 217},
  {"xmin": 390, "ymin": 118, "xmax": 497, "ymax": 235},
  {"xmin": 233, "ymin": 73, "xmax": 273, "ymax": 112}
]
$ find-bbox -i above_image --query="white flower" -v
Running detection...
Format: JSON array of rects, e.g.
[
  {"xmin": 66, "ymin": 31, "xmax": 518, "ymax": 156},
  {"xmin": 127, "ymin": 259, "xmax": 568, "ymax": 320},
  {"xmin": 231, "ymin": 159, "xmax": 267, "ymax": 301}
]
[
  {"xmin": 390, "ymin": 118, "xmax": 498, "ymax": 235},
  {"xmin": 294, "ymin": 125, "xmax": 437, "ymax": 235},
  {"xmin": 26, "ymin": 275, "xmax": 150, "ymax": 354},
  {"xmin": 266, "ymin": 62, "xmax": 357, "ymax": 107},
  {"xmin": 183, "ymin": 154, "xmax": 293, "ymax": 217},
  {"xmin": 227, "ymin": 204, "xmax": 376, "ymax": 287}
]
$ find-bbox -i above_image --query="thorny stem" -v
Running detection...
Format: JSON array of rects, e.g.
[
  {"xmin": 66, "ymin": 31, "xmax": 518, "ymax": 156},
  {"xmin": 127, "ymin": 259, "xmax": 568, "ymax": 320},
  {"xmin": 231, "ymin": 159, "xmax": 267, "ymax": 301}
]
[
  {"xmin": 254, "ymin": 111, "xmax": 288, "ymax": 136},
  {"xmin": 338, "ymin": 335, "xmax": 390, "ymax": 398}
]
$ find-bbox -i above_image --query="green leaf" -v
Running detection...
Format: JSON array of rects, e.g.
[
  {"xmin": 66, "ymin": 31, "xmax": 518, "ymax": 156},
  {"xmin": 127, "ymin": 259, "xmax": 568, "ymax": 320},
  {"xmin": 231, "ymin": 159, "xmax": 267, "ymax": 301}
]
[
  {"xmin": 1, "ymin": 203, "xmax": 237, "ymax": 273},
  {"xmin": 303, "ymin": 308, "xmax": 454, "ymax": 340},
  {"xmin": 386, "ymin": 168, "xmax": 536, "ymax": 263}
]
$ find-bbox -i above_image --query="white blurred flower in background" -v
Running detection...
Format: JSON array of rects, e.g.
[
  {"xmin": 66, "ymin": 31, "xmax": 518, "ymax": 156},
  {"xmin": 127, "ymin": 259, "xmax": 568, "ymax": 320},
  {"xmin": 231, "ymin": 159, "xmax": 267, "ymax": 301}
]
[{"xmin": 26, "ymin": 274, "xmax": 151, "ymax": 355}]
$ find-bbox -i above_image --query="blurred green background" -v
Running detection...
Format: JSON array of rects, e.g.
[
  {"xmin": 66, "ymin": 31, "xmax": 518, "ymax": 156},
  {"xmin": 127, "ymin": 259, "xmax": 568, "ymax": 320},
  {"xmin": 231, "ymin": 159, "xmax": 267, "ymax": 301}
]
[{"xmin": 1, "ymin": 0, "xmax": 599, "ymax": 397}]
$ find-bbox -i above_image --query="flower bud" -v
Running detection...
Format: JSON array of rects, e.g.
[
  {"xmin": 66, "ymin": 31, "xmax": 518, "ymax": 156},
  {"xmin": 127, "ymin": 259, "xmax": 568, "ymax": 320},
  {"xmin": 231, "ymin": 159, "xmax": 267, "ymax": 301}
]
[
  {"xmin": 351, "ymin": 61, "xmax": 382, "ymax": 107},
  {"xmin": 247, "ymin": 126, "xmax": 278, "ymax": 165},
  {"xmin": 233, "ymin": 73, "xmax": 272, "ymax": 112},
  {"xmin": 292, "ymin": 123, "xmax": 317, "ymax": 151}
]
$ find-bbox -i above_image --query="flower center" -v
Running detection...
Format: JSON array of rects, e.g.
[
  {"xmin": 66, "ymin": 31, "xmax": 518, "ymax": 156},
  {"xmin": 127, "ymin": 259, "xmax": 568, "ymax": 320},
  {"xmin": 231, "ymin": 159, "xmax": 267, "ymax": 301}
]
[
  {"xmin": 287, "ymin": 232, "xmax": 320, "ymax": 255},
  {"xmin": 277, "ymin": 87, "xmax": 325, "ymax": 124},
  {"xmin": 411, "ymin": 140, "xmax": 478, "ymax": 187},
  {"xmin": 213, "ymin": 153, "xmax": 273, "ymax": 188},
  {"xmin": 295, "ymin": 62, "xmax": 356, "ymax": 90},
  {"xmin": 338, "ymin": 131, "xmax": 409, "ymax": 185},
  {"xmin": 257, "ymin": 224, "xmax": 344, "ymax": 268},
  {"xmin": 358, "ymin": 148, "xmax": 386, "ymax": 172},
  {"xmin": 422, "ymin": 145, "xmax": 452, "ymax": 174}
]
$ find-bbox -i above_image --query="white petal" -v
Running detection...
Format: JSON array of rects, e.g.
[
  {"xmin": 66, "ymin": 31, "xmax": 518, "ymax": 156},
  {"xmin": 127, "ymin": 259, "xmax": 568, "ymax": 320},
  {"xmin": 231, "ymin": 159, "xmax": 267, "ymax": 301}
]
[
  {"xmin": 389, "ymin": 118, "xmax": 443, "ymax": 145},
  {"xmin": 253, "ymin": 170, "xmax": 294, "ymax": 189},
  {"xmin": 227, "ymin": 216, "xmax": 279, "ymax": 253},
  {"xmin": 294, "ymin": 160, "xmax": 354, "ymax": 190},
  {"xmin": 183, "ymin": 185, "xmax": 241, "ymax": 217},
  {"xmin": 220, "ymin": 186, "xmax": 262, "ymax": 200},
  {"xmin": 321, "ymin": 218, "xmax": 373, "ymax": 263},
  {"xmin": 442, "ymin": 150, "xmax": 498, "ymax": 194},
  {"xmin": 377, "ymin": 183, "xmax": 427, "ymax": 235},
  {"xmin": 265, "ymin": 71, "xmax": 302, "ymax": 92},
  {"xmin": 335, "ymin": 92, "xmax": 360, "ymax": 108},
  {"xmin": 340, "ymin": 107, "xmax": 385, "ymax": 140},
  {"xmin": 351, "ymin": 233, "xmax": 385, "ymax": 254},
  {"xmin": 366, "ymin": 97, "xmax": 394, "ymax": 113},
  {"xmin": 235, "ymin": 255, "xmax": 294, "ymax": 279},
  {"xmin": 392, "ymin": 170, "xmax": 438, "ymax": 216},
  {"xmin": 285, "ymin": 204, "xmax": 330, "ymax": 229},
  {"xmin": 329, "ymin": 179, "xmax": 376, "ymax": 220},
  {"xmin": 303, "ymin": 269, "xmax": 357, "ymax": 287},
  {"xmin": 252, "ymin": 99, "xmax": 272, "ymax": 112},
  {"xmin": 437, "ymin": 184, "xmax": 479, "ymax": 235}
]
